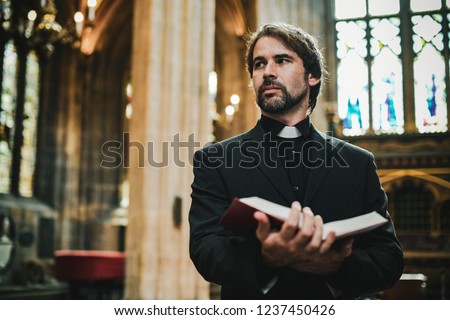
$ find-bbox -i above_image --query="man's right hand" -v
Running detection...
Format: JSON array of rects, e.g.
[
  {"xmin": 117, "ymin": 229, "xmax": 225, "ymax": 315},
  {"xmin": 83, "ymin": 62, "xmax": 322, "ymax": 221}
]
[{"xmin": 254, "ymin": 201, "xmax": 351, "ymax": 275}]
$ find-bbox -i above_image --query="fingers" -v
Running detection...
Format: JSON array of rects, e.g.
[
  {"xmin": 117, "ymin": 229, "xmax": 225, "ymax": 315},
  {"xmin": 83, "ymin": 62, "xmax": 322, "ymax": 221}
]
[
  {"xmin": 291, "ymin": 206, "xmax": 315, "ymax": 246},
  {"xmin": 319, "ymin": 231, "xmax": 336, "ymax": 254},
  {"xmin": 279, "ymin": 201, "xmax": 302, "ymax": 240},
  {"xmin": 254, "ymin": 211, "xmax": 271, "ymax": 241},
  {"xmin": 302, "ymin": 207, "xmax": 314, "ymax": 217},
  {"xmin": 305, "ymin": 215, "xmax": 324, "ymax": 252}
]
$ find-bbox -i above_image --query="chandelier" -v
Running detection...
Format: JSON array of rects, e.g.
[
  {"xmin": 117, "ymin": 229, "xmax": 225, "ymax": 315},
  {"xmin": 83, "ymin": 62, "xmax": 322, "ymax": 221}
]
[{"xmin": 0, "ymin": 0, "xmax": 97, "ymax": 56}]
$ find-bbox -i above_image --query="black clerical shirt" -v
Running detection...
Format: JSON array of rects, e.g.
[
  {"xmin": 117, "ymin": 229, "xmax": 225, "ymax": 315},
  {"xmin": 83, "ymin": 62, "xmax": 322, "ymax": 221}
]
[{"xmin": 260, "ymin": 115, "xmax": 311, "ymax": 203}]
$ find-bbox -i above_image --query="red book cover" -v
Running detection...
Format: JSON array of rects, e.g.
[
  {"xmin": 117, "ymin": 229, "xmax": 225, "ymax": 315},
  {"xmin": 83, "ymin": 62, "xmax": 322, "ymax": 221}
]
[
  {"xmin": 219, "ymin": 197, "xmax": 288, "ymax": 235},
  {"xmin": 219, "ymin": 197, "xmax": 388, "ymax": 239}
]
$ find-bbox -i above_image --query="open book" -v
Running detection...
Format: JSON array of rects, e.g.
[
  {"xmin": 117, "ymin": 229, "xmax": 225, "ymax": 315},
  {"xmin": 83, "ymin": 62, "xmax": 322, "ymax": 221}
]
[{"xmin": 219, "ymin": 197, "xmax": 388, "ymax": 240}]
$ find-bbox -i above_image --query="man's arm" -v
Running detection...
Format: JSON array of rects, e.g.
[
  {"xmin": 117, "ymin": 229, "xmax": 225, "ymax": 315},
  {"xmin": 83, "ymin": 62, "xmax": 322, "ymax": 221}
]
[
  {"xmin": 324, "ymin": 153, "xmax": 404, "ymax": 298},
  {"xmin": 189, "ymin": 149, "xmax": 278, "ymax": 291}
]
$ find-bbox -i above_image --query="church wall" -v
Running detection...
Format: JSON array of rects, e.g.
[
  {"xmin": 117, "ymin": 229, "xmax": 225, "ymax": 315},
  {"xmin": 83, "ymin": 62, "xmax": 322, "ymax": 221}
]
[{"xmin": 1, "ymin": 0, "xmax": 449, "ymax": 300}]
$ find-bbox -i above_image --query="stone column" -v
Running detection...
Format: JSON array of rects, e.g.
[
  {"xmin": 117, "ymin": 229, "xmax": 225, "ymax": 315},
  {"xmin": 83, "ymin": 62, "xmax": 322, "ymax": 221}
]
[
  {"xmin": 257, "ymin": 0, "xmax": 325, "ymax": 38},
  {"xmin": 37, "ymin": 46, "xmax": 82, "ymax": 250},
  {"xmin": 125, "ymin": 0, "xmax": 215, "ymax": 299}
]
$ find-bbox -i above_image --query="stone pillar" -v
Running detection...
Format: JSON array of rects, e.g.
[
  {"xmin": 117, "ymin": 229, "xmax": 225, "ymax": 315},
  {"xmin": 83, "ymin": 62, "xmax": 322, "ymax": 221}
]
[
  {"xmin": 256, "ymin": 0, "xmax": 329, "ymax": 132},
  {"xmin": 257, "ymin": 0, "xmax": 325, "ymax": 37},
  {"xmin": 37, "ymin": 46, "xmax": 82, "ymax": 250},
  {"xmin": 125, "ymin": 0, "xmax": 215, "ymax": 299}
]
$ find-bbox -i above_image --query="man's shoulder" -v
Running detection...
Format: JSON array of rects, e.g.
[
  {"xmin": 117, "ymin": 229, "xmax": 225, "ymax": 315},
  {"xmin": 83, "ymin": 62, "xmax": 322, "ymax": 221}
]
[
  {"xmin": 216, "ymin": 131, "xmax": 249, "ymax": 147},
  {"xmin": 314, "ymin": 129, "xmax": 373, "ymax": 159},
  {"xmin": 195, "ymin": 125, "xmax": 260, "ymax": 156},
  {"xmin": 196, "ymin": 133, "xmax": 245, "ymax": 154},
  {"xmin": 330, "ymin": 135, "xmax": 371, "ymax": 154}
]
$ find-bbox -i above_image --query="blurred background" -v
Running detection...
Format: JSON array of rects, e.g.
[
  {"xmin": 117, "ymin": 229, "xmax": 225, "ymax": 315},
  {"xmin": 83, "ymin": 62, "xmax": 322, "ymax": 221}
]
[{"xmin": 0, "ymin": 0, "xmax": 449, "ymax": 299}]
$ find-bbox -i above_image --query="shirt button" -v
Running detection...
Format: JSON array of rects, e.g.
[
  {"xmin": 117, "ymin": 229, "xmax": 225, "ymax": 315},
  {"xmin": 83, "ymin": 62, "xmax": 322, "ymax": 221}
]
[{"xmin": 293, "ymin": 186, "xmax": 299, "ymax": 191}]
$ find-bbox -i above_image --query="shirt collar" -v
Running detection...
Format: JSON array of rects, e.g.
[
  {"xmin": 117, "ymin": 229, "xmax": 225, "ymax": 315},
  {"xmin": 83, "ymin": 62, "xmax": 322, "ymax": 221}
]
[{"xmin": 260, "ymin": 114, "xmax": 311, "ymax": 138}]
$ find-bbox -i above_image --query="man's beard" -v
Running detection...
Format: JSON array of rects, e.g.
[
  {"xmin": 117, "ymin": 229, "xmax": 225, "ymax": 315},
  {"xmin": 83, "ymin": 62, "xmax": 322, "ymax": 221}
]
[{"xmin": 257, "ymin": 80, "xmax": 307, "ymax": 115}]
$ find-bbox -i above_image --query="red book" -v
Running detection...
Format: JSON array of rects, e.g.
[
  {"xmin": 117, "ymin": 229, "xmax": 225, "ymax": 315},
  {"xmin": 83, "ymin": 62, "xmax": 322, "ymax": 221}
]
[{"xmin": 220, "ymin": 197, "xmax": 388, "ymax": 239}]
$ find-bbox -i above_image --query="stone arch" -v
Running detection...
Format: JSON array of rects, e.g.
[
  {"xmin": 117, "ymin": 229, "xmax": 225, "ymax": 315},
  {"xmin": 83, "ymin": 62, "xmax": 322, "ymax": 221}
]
[{"xmin": 385, "ymin": 177, "xmax": 442, "ymax": 234}]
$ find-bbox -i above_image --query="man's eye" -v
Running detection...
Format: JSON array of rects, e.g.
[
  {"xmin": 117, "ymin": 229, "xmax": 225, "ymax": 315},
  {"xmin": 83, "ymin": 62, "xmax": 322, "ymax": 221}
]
[
  {"xmin": 254, "ymin": 61, "xmax": 265, "ymax": 69},
  {"xmin": 276, "ymin": 58, "xmax": 288, "ymax": 64}
]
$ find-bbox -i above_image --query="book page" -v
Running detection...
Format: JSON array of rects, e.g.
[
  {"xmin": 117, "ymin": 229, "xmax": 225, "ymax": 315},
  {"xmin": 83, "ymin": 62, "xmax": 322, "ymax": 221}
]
[
  {"xmin": 322, "ymin": 211, "xmax": 387, "ymax": 239},
  {"xmin": 240, "ymin": 197, "xmax": 291, "ymax": 221}
]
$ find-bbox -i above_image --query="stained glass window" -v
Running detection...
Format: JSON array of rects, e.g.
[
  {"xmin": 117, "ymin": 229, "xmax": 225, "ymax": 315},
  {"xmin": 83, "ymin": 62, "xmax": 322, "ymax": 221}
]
[
  {"xmin": 0, "ymin": 41, "xmax": 17, "ymax": 193},
  {"xmin": 337, "ymin": 21, "xmax": 370, "ymax": 136},
  {"xmin": 368, "ymin": 0, "xmax": 399, "ymax": 16},
  {"xmin": 411, "ymin": 0, "xmax": 441, "ymax": 12},
  {"xmin": 19, "ymin": 52, "xmax": 40, "ymax": 196},
  {"xmin": 413, "ymin": 14, "xmax": 448, "ymax": 133},
  {"xmin": 370, "ymin": 18, "xmax": 404, "ymax": 134},
  {"xmin": 0, "ymin": 2, "xmax": 41, "ymax": 196},
  {"xmin": 335, "ymin": 0, "xmax": 366, "ymax": 19},
  {"xmin": 335, "ymin": 0, "xmax": 449, "ymax": 136}
]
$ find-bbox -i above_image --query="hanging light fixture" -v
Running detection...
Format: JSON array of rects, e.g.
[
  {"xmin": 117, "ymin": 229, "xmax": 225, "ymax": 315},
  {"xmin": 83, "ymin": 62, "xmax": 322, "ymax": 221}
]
[{"xmin": 0, "ymin": 0, "xmax": 97, "ymax": 57}]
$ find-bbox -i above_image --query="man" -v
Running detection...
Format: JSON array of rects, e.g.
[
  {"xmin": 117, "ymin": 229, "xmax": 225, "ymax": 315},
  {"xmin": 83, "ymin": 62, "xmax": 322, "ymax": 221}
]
[{"xmin": 189, "ymin": 22, "xmax": 403, "ymax": 299}]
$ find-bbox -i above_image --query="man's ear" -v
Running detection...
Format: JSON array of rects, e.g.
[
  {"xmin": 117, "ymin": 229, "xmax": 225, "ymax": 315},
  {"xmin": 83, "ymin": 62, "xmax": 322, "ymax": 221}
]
[{"xmin": 308, "ymin": 74, "xmax": 321, "ymax": 86}]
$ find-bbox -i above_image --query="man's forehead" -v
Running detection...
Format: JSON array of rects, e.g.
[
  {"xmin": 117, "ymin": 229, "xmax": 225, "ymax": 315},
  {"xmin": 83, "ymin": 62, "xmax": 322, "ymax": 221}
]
[{"xmin": 253, "ymin": 36, "xmax": 298, "ymax": 59}]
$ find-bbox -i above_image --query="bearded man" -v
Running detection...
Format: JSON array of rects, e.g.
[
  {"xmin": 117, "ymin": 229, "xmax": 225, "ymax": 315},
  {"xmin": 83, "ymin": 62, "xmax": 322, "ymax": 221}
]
[{"xmin": 189, "ymin": 22, "xmax": 403, "ymax": 299}]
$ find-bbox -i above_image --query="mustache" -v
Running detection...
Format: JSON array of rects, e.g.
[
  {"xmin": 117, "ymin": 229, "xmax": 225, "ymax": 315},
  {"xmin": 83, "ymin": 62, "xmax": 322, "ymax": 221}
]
[{"xmin": 258, "ymin": 80, "xmax": 286, "ymax": 95}]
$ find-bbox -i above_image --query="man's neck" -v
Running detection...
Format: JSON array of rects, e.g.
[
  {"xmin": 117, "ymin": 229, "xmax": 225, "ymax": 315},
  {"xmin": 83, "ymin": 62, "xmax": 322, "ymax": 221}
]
[{"xmin": 261, "ymin": 109, "xmax": 308, "ymax": 126}]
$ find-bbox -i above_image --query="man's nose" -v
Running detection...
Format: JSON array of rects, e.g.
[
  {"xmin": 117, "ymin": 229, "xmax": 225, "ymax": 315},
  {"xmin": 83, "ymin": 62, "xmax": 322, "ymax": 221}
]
[{"xmin": 263, "ymin": 61, "xmax": 277, "ymax": 79}]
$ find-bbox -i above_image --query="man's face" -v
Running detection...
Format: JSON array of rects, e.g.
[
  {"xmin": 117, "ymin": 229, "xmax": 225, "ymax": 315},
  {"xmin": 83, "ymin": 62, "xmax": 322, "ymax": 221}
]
[{"xmin": 251, "ymin": 36, "xmax": 319, "ymax": 115}]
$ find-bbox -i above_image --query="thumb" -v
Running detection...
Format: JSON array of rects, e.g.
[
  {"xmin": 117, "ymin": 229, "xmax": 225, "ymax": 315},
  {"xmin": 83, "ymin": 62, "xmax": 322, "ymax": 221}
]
[{"xmin": 254, "ymin": 211, "xmax": 270, "ymax": 241}]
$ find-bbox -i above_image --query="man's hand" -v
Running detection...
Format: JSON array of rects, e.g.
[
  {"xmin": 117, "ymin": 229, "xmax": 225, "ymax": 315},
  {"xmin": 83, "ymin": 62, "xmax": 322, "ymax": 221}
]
[
  {"xmin": 289, "ymin": 237, "xmax": 353, "ymax": 275},
  {"xmin": 254, "ymin": 202, "xmax": 352, "ymax": 275}
]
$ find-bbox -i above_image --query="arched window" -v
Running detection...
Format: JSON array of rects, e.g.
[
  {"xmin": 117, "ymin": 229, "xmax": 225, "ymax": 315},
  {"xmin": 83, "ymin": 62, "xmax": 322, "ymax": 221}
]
[
  {"xmin": 0, "ymin": 2, "xmax": 41, "ymax": 197},
  {"xmin": 19, "ymin": 51, "xmax": 40, "ymax": 197},
  {"xmin": 334, "ymin": 0, "xmax": 449, "ymax": 136},
  {"xmin": 0, "ymin": 41, "xmax": 18, "ymax": 194}
]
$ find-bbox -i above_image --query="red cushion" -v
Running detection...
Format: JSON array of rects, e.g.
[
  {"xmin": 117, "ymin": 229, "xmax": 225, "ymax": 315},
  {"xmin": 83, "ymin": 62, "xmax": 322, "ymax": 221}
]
[{"xmin": 55, "ymin": 250, "xmax": 125, "ymax": 281}]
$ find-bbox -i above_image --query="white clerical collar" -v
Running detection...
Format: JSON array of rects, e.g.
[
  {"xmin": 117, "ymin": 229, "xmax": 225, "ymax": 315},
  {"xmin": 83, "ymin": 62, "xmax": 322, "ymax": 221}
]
[{"xmin": 278, "ymin": 126, "xmax": 302, "ymax": 138}]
